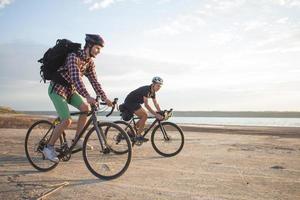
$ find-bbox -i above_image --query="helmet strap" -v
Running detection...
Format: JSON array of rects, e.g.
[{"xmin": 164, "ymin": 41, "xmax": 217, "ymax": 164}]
[
  {"xmin": 89, "ymin": 47, "xmax": 93, "ymax": 58},
  {"xmin": 86, "ymin": 43, "xmax": 95, "ymax": 58},
  {"xmin": 150, "ymin": 84, "xmax": 155, "ymax": 92}
]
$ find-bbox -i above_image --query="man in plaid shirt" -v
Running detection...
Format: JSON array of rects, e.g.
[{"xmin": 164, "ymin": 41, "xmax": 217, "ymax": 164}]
[{"xmin": 43, "ymin": 34, "xmax": 113, "ymax": 163}]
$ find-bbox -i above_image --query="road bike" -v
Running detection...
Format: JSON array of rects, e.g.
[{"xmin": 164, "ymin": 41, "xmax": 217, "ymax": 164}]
[
  {"xmin": 114, "ymin": 109, "xmax": 184, "ymax": 157},
  {"xmin": 25, "ymin": 98, "xmax": 132, "ymax": 180}
]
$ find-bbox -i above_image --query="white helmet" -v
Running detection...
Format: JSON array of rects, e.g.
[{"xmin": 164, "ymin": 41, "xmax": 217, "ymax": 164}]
[{"xmin": 152, "ymin": 76, "xmax": 163, "ymax": 85}]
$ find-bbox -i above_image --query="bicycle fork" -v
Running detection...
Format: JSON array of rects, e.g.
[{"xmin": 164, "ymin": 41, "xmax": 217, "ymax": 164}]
[
  {"xmin": 92, "ymin": 115, "xmax": 109, "ymax": 152},
  {"xmin": 158, "ymin": 122, "xmax": 170, "ymax": 141}
]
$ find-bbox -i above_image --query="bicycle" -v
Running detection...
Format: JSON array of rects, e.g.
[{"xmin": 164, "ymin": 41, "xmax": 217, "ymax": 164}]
[
  {"xmin": 114, "ymin": 109, "xmax": 184, "ymax": 157},
  {"xmin": 24, "ymin": 98, "xmax": 132, "ymax": 180}
]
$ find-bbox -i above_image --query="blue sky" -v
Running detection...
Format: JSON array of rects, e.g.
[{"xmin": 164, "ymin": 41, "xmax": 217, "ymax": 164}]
[{"xmin": 1, "ymin": 0, "xmax": 300, "ymax": 111}]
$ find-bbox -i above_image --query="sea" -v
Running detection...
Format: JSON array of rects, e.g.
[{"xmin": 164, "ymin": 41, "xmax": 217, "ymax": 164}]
[{"xmin": 21, "ymin": 111, "xmax": 300, "ymax": 127}]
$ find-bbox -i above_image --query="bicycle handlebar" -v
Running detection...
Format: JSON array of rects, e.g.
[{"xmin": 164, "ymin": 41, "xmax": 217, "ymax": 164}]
[
  {"xmin": 93, "ymin": 97, "xmax": 118, "ymax": 117},
  {"xmin": 156, "ymin": 109, "xmax": 173, "ymax": 120}
]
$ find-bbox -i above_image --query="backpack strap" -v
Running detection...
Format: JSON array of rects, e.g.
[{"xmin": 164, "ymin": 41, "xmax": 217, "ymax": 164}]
[{"xmin": 50, "ymin": 82, "xmax": 57, "ymax": 94}]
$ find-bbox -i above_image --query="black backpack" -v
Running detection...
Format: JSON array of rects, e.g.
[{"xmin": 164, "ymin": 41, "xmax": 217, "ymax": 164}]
[
  {"xmin": 38, "ymin": 39, "xmax": 81, "ymax": 87},
  {"xmin": 119, "ymin": 104, "xmax": 133, "ymax": 121}
]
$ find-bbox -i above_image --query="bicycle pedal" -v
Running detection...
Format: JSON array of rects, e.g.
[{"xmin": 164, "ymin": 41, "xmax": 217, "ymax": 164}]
[
  {"xmin": 135, "ymin": 141, "xmax": 143, "ymax": 146},
  {"xmin": 102, "ymin": 148, "xmax": 110, "ymax": 154}
]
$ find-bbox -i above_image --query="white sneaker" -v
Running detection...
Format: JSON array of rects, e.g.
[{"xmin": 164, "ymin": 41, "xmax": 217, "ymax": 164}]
[
  {"xmin": 74, "ymin": 138, "xmax": 94, "ymax": 150},
  {"xmin": 43, "ymin": 145, "xmax": 59, "ymax": 163}
]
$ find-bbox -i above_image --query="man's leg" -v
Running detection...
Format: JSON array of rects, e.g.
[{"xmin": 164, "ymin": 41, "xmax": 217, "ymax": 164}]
[
  {"xmin": 69, "ymin": 93, "xmax": 89, "ymax": 139},
  {"xmin": 45, "ymin": 117, "xmax": 71, "ymax": 163},
  {"xmin": 134, "ymin": 108, "xmax": 148, "ymax": 135},
  {"xmin": 48, "ymin": 85, "xmax": 72, "ymax": 145},
  {"xmin": 69, "ymin": 93, "xmax": 93, "ymax": 149},
  {"xmin": 46, "ymin": 85, "xmax": 72, "ymax": 162},
  {"xmin": 48, "ymin": 119, "xmax": 72, "ymax": 145},
  {"xmin": 75, "ymin": 103, "xmax": 89, "ymax": 138}
]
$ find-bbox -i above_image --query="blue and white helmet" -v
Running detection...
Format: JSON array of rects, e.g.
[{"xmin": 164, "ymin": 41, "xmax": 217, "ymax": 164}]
[{"xmin": 152, "ymin": 76, "xmax": 163, "ymax": 85}]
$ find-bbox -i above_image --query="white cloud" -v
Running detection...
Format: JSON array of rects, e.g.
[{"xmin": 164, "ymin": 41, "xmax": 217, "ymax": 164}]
[
  {"xmin": 270, "ymin": 0, "xmax": 300, "ymax": 7},
  {"xmin": 145, "ymin": 13, "xmax": 205, "ymax": 36},
  {"xmin": 212, "ymin": 0, "xmax": 245, "ymax": 11},
  {"xmin": 84, "ymin": 0, "xmax": 130, "ymax": 10},
  {"xmin": 209, "ymin": 30, "xmax": 243, "ymax": 45},
  {"xmin": 276, "ymin": 17, "xmax": 289, "ymax": 24},
  {"xmin": 82, "ymin": 0, "xmax": 93, "ymax": 3},
  {"xmin": 84, "ymin": 0, "xmax": 175, "ymax": 10},
  {"xmin": 243, "ymin": 21, "xmax": 268, "ymax": 32},
  {"xmin": 157, "ymin": 0, "xmax": 173, "ymax": 4},
  {"xmin": 145, "ymin": 0, "xmax": 247, "ymax": 36},
  {"xmin": 253, "ymin": 28, "xmax": 300, "ymax": 53},
  {"xmin": 89, "ymin": 0, "xmax": 116, "ymax": 10},
  {"xmin": 0, "ymin": 0, "xmax": 13, "ymax": 9},
  {"xmin": 253, "ymin": 46, "xmax": 300, "ymax": 54}
]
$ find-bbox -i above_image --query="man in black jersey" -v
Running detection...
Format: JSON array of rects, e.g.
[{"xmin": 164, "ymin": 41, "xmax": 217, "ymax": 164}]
[{"xmin": 122, "ymin": 77, "xmax": 164, "ymax": 141}]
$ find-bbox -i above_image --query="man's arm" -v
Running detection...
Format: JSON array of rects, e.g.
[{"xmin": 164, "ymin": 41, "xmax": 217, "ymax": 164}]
[
  {"xmin": 144, "ymin": 97, "xmax": 156, "ymax": 115},
  {"xmin": 152, "ymin": 98, "xmax": 161, "ymax": 112},
  {"xmin": 85, "ymin": 63, "xmax": 112, "ymax": 106},
  {"xmin": 144, "ymin": 97, "xmax": 163, "ymax": 120}
]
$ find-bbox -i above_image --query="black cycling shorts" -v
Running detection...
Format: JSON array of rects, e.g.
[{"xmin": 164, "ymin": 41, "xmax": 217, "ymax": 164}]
[{"xmin": 124, "ymin": 102, "xmax": 141, "ymax": 113}]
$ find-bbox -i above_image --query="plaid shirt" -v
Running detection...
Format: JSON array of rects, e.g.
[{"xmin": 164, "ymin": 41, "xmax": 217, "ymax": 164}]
[{"xmin": 51, "ymin": 50, "xmax": 107, "ymax": 101}]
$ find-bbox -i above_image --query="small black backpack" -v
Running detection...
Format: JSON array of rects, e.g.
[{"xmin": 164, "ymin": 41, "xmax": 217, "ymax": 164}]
[
  {"xmin": 119, "ymin": 104, "xmax": 133, "ymax": 121},
  {"xmin": 38, "ymin": 39, "xmax": 81, "ymax": 87}
]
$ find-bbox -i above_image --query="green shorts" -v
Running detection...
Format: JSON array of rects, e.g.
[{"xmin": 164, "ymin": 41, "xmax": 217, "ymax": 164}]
[{"xmin": 48, "ymin": 84, "xmax": 85, "ymax": 120}]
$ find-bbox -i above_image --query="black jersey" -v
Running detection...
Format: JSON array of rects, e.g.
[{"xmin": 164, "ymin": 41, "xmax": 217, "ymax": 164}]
[{"xmin": 125, "ymin": 85, "xmax": 156, "ymax": 104}]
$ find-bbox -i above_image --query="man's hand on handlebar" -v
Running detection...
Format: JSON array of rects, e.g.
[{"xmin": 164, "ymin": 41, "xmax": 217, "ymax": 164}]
[
  {"xmin": 105, "ymin": 99, "xmax": 113, "ymax": 107},
  {"xmin": 155, "ymin": 113, "xmax": 164, "ymax": 120}
]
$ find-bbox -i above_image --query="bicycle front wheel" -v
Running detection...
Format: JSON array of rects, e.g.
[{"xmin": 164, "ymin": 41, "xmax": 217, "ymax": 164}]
[
  {"xmin": 83, "ymin": 122, "xmax": 132, "ymax": 180},
  {"xmin": 151, "ymin": 122, "xmax": 184, "ymax": 157},
  {"xmin": 24, "ymin": 120, "xmax": 60, "ymax": 171}
]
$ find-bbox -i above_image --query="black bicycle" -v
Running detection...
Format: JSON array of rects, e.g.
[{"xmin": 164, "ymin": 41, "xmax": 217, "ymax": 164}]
[
  {"xmin": 25, "ymin": 98, "xmax": 132, "ymax": 180},
  {"xmin": 114, "ymin": 109, "xmax": 184, "ymax": 157}
]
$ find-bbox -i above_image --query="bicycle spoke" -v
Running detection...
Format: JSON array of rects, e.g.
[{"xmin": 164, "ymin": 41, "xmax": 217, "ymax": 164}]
[
  {"xmin": 25, "ymin": 120, "xmax": 60, "ymax": 171},
  {"xmin": 83, "ymin": 122, "xmax": 132, "ymax": 180},
  {"xmin": 151, "ymin": 122, "xmax": 184, "ymax": 157}
]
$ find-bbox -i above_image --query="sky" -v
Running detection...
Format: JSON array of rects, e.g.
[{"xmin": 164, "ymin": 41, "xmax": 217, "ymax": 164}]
[{"xmin": 0, "ymin": 0, "xmax": 300, "ymax": 111}]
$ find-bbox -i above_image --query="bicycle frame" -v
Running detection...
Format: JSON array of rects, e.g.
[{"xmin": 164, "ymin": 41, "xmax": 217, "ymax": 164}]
[
  {"xmin": 128, "ymin": 109, "xmax": 173, "ymax": 140},
  {"xmin": 131, "ymin": 116, "xmax": 157, "ymax": 137},
  {"xmin": 54, "ymin": 98, "xmax": 118, "ymax": 157},
  {"xmin": 67, "ymin": 109, "xmax": 106, "ymax": 154}
]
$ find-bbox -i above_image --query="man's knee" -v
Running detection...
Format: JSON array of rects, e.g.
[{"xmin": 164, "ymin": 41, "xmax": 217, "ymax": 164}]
[
  {"xmin": 80, "ymin": 103, "xmax": 90, "ymax": 112},
  {"xmin": 62, "ymin": 118, "xmax": 72, "ymax": 127},
  {"xmin": 134, "ymin": 108, "xmax": 148, "ymax": 120},
  {"xmin": 141, "ymin": 112, "xmax": 148, "ymax": 120}
]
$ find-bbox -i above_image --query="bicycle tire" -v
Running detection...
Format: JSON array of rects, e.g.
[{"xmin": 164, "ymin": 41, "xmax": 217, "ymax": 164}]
[
  {"xmin": 82, "ymin": 122, "xmax": 132, "ymax": 180},
  {"xmin": 24, "ymin": 120, "xmax": 60, "ymax": 171},
  {"xmin": 104, "ymin": 120, "xmax": 136, "ymax": 153},
  {"xmin": 113, "ymin": 120, "xmax": 135, "ymax": 135},
  {"xmin": 114, "ymin": 120, "xmax": 135, "ymax": 137},
  {"xmin": 151, "ymin": 121, "xmax": 184, "ymax": 157}
]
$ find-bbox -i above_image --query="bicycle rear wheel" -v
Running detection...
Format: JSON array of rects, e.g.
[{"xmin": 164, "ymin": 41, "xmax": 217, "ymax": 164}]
[
  {"xmin": 113, "ymin": 120, "xmax": 135, "ymax": 136},
  {"xmin": 113, "ymin": 120, "xmax": 135, "ymax": 144},
  {"xmin": 83, "ymin": 122, "xmax": 132, "ymax": 180},
  {"xmin": 102, "ymin": 120, "xmax": 133, "ymax": 154},
  {"xmin": 24, "ymin": 120, "xmax": 61, "ymax": 171},
  {"xmin": 151, "ymin": 122, "xmax": 184, "ymax": 157}
]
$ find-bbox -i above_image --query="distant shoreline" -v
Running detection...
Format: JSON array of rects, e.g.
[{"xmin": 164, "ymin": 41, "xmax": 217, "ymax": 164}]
[
  {"xmin": 19, "ymin": 110, "xmax": 300, "ymax": 118},
  {"xmin": 1, "ymin": 113, "xmax": 299, "ymax": 138}
]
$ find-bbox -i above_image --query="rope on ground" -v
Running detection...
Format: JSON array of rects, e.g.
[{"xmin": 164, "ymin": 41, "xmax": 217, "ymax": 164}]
[
  {"xmin": 36, "ymin": 181, "xmax": 69, "ymax": 200},
  {"xmin": 234, "ymin": 165, "xmax": 249, "ymax": 185}
]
